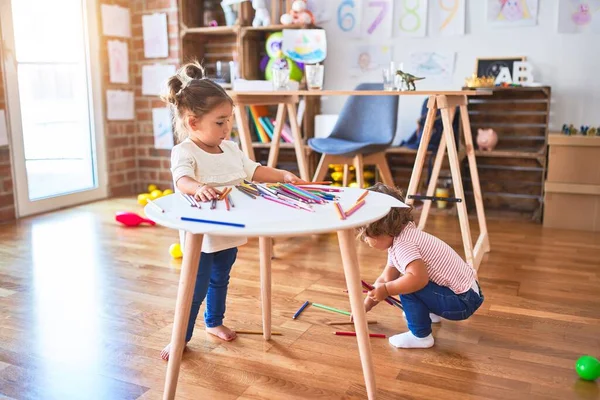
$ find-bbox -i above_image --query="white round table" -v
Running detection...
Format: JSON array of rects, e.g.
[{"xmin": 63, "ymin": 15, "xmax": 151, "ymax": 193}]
[{"xmin": 145, "ymin": 186, "xmax": 407, "ymax": 400}]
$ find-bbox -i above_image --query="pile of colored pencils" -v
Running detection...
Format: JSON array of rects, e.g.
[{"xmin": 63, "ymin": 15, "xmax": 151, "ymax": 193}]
[{"xmin": 361, "ymin": 280, "xmax": 403, "ymax": 310}]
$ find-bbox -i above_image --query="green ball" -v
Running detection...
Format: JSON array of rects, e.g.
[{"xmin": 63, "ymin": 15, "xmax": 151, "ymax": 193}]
[{"xmin": 575, "ymin": 355, "xmax": 600, "ymax": 381}]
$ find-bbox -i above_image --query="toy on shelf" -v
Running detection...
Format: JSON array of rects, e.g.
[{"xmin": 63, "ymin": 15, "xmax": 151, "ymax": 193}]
[
  {"xmin": 115, "ymin": 212, "xmax": 156, "ymax": 227},
  {"xmin": 251, "ymin": 0, "xmax": 270, "ymax": 27},
  {"xmin": 561, "ymin": 124, "xmax": 578, "ymax": 136},
  {"xmin": 476, "ymin": 128, "xmax": 499, "ymax": 151},
  {"xmin": 280, "ymin": 0, "xmax": 315, "ymax": 25},
  {"xmin": 221, "ymin": 0, "xmax": 248, "ymax": 26},
  {"xmin": 203, "ymin": 0, "xmax": 220, "ymax": 27},
  {"xmin": 464, "ymin": 74, "xmax": 496, "ymax": 88},
  {"xmin": 261, "ymin": 32, "xmax": 303, "ymax": 82},
  {"xmin": 395, "ymin": 70, "xmax": 424, "ymax": 91},
  {"xmin": 575, "ymin": 355, "xmax": 600, "ymax": 381}
]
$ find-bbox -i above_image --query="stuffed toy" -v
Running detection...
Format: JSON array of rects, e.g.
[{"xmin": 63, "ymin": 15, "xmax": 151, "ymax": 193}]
[{"xmin": 280, "ymin": 0, "xmax": 315, "ymax": 25}]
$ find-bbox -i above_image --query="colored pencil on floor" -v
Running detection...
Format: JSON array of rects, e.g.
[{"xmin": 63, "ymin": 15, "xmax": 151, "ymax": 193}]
[
  {"xmin": 235, "ymin": 330, "xmax": 282, "ymax": 336},
  {"xmin": 326, "ymin": 320, "xmax": 377, "ymax": 325},
  {"xmin": 293, "ymin": 300, "xmax": 310, "ymax": 319},
  {"xmin": 334, "ymin": 331, "xmax": 386, "ymax": 338},
  {"xmin": 312, "ymin": 303, "xmax": 351, "ymax": 316}
]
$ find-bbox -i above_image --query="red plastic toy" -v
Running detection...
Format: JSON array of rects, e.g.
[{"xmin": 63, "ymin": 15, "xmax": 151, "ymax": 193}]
[{"xmin": 115, "ymin": 211, "xmax": 156, "ymax": 227}]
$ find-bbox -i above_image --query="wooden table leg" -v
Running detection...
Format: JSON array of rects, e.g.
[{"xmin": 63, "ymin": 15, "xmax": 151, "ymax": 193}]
[
  {"xmin": 163, "ymin": 232, "xmax": 203, "ymax": 400},
  {"xmin": 259, "ymin": 237, "xmax": 272, "ymax": 340},
  {"xmin": 267, "ymin": 104, "xmax": 286, "ymax": 168},
  {"xmin": 234, "ymin": 103, "xmax": 256, "ymax": 161},
  {"xmin": 337, "ymin": 229, "xmax": 376, "ymax": 400},
  {"xmin": 286, "ymin": 103, "xmax": 310, "ymax": 181}
]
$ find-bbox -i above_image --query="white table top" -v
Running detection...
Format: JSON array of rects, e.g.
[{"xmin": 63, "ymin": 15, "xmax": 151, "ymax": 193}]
[{"xmin": 144, "ymin": 186, "xmax": 407, "ymax": 237}]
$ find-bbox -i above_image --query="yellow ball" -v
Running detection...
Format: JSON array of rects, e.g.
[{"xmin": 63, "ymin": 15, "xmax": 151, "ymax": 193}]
[
  {"xmin": 162, "ymin": 189, "xmax": 174, "ymax": 196},
  {"xmin": 169, "ymin": 243, "xmax": 183, "ymax": 258},
  {"xmin": 137, "ymin": 193, "xmax": 150, "ymax": 205},
  {"xmin": 364, "ymin": 171, "xmax": 375, "ymax": 180},
  {"xmin": 331, "ymin": 171, "xmax": 343, "ymax": 181},
  {"xmin": 150, "ymin": 189, "xmax": 163, "ymax": 199},
  {"xmin": 148, "ymin": 184, "xmax": 158, "ymax": 192},
  {"xmin": 349, "ymin": 182, "xmax": 359, "ymax": 188}
]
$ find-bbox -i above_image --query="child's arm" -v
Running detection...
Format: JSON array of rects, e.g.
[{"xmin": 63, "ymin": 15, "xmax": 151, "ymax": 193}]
[
  {"xmin": 368, "ymin": 259, "xmax": 429, "ymax": 301},
  {"xmin": 176, "ymin": 177, "xmax": 221, "ymax": 202},
  {"xmin": 251, "ymin": 166, "xmax": 307, "ymax": 184}
]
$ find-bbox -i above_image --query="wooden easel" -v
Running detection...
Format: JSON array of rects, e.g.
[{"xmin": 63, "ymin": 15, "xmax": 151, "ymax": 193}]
[{"xmin": 406, "ymin": 95, "xmax": 490, "ymax": 270}]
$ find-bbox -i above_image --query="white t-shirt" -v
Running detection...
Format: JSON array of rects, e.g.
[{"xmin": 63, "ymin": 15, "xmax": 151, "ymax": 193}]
[{"xmin": 171, "ymin": 138, "xmax": 261, "ymax": 253}]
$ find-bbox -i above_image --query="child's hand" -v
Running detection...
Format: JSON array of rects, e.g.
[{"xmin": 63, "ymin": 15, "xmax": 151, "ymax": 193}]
[
  {"xmin": 368, "ymin": 283, "xmax": 389, "ymax": 303},
  {"xmin": 350, "ymin": 297, "xmax": 378, "ymax": 322},
  {"xmin": 282, "ymin": 171, "xmax": 307, "ymax": 185},
  {"xmin": 194, "ymin": 184, "xmax": 220, "ymax": 202}
]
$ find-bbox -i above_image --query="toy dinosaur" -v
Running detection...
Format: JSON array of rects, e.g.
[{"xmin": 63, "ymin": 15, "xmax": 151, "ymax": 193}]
[{"xmin": 395, "ymin": 70, "xmax": 425, "ymax": 91}]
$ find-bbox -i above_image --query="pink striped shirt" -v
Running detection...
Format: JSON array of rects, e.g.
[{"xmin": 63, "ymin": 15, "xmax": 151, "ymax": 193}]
[{"xmin": 387, "ymin": 222, "xmax": 476, "ymax": 294}]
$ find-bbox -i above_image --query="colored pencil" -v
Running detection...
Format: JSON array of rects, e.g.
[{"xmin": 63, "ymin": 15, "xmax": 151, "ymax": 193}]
[
  {"xmin": 228, "ymin": 194, "xmax": 235, "ymax": 208},
  {"xmin": 293, "ymin": 301, "xmax": 310, "ymax": 319},
  {"xmin": 210, "ymin": 198, "xmax": 217, "ymax": 210},
  {"xmin": 224, "ymin": 195, "xmax": 231, "ymax": 211},
  {"xmin": 344, "ymin": 199, "xmax": 366, "ymax": 217},
  {"xmin": 188, "ymin": 194, "xmax": 202, "ymax": 208},
  {"xmin": 262, "ymin": 194, "xmax": 299, "ymax": 210},
  {"xmin": 235, "ymin": 330, "xmax": 282, "ymax": 336},
  {"xmin": 180, "ymin": 193, "xmax": 195, "ymax": 206},
  {"xmin": 236, "ymin": 185, "xmax": 257, "ymax": 199},
  {"xmin": 181, "ymin": 216, "xmax": 245, "ymax": 228},
  {"xmin": 219, "ymin": 187, "xmax": 232, "ymax": 200},
  {"xmin": 334, "ymin": 202, "xmax": 346, "ymax": 220},
  {"xmin": 296, "ymin": 181, "xmax": 332, "ymax": 186},
  {"xmin": 361, "ymin": 280, "xmax": 403, "ymax": 309},
  {"xmin": 334, "ymin": 331, "xmax": 386, "ymax": 338},
  {"xmin": 326, "ymin": 320, "xmax": 377, "ymax": 326},
  {"xmin": 276, "ymin": 194, "xmax": 313, "ymax": 212},
  {"xmin": 146, "ymin": 198, "xmax": 165, "ymax": 213},
  {"xmin": 284, "ymin": 184, "xmax": 324, "ymax": 203},
  {"xmin": 356, "ymin": 190, "xmax": 369, "ymax": 203},
  {"xmin": 301, "ymin": 186, "xmax": 343, "ymax": 192},
  {"xmin": 312, "ymin": 303, "xmax": 351, "ymax": 316},
  {"xmin": 278, "ymin": 186, "xmax": 311, "ymax": 203}
]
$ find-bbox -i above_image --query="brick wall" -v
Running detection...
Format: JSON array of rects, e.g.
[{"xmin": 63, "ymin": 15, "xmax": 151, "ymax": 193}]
[
  {"xmin": 0, "ymin": 36, "xmax": 16, "ymax": 223},
  {"xmin": 101, "ymin": 0, "xmax": 140, "ymax": 197},
  {"xmin": 131, "ymin": 0, "xmax": 180, "ymax": 193}
]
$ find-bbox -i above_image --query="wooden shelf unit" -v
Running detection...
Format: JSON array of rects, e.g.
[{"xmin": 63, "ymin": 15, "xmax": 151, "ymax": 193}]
[
  {"xmin": 461, "ymin": 86, "xmax": 551, "ymax": 221},
  {"xmin": 178, "ymin": 0, "xmax": 320, "ymax": 170}
]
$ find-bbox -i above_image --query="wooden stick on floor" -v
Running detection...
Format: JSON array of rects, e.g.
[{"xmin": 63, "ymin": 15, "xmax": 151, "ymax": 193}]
[{"xmin": 326, "ymin": 320, "xmax": 377, "ymax": 326}]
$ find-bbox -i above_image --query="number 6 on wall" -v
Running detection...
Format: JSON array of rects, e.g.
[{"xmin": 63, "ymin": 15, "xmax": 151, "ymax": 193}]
[{"xmin": 337, "ymin": 0, "xmax": 356, "ymax": 32}]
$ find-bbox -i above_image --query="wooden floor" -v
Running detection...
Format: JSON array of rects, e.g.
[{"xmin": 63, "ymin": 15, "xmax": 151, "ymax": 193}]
[{"xmin": 1, "ymin": 198, "xmax": 599, "ymax": 400}]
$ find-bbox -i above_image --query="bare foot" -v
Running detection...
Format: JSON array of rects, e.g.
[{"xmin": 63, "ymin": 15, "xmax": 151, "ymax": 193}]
[
  {"xmin": 206, "ymin": 325, "xmax": 237, "ymax": 342},
  {"xmin": 160, "ymin": 343, "xmax": 188, "ymax": 361}
]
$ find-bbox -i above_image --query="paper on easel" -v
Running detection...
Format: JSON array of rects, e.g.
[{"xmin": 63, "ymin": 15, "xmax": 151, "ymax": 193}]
[
  {"xmin": 106, "ymin": 90, "xmax": 134, "ymax": 121},
  {"xmin": 152, "ymin": 108, "xmax": 174, "ymax": 150},
  {"xmin": 142, "ymin": 64, "xmax": 176, "ymax": 96},
  {"xmin": 107, "ymin": 40, "xmax": 129, "ymax": 84},
  {"xmin": 101, "ymin": 4, "xmax": 131, "ymax": 38},
  {"xmin": 0, "ymin": 110, "xmax": 8, "ymax": 147},
  {"xmin": 142, "ymin": 13, "xmax": 169, "ymax": 58}
]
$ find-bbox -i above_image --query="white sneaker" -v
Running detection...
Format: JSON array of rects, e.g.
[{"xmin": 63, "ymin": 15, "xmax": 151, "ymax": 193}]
[{"xmin": 402, "ymin": 311, "xmax": 441, "ymax": 323}]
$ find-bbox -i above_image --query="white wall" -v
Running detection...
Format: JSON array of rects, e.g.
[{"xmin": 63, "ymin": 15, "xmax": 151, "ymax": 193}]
[{"xmin": 318, "ymin": 0, "xmax": 599, "ymax": 145}]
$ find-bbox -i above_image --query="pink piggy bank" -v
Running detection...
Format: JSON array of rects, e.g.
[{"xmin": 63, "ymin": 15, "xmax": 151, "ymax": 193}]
[{"xmin": 477, "ymin": 128, "xmax": 498, "ymax": 151}]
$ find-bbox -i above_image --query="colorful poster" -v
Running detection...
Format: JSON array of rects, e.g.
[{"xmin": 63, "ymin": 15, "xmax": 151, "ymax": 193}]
[
  {"xmin": 430, "ymin": 0, "xmax": 465, "ymax": 36},
  {"xmin": 142, "ymin": 13, "xmax": 169, "ymax": 58},
  {"xmin": 362, "ymin": 0, "xmax": 394, "ymax": 38},
  {"xmin": 107, "ymin": 40, "xmax": 129, "ymax": 84},
  {"xmin": 487, "ymin": 0, "xmax": 539, "ymax": 28},
  {"xmin": 396, "ymin": 0, "xmax": 429, "ymax": 37},
  {"xmin": 335, "ymin": 0, "xmax": 364, "ymax": 37},
  {"xmin": 349, "ymin": 45, "xmax": 392, "ymax": 77},
  {"xmin": 557, "ymin": 0, "xmax": 600, "ymax": 33},
  {"xmin": 282, "ymin": 29, "xmax": 327, "ymax": 64},
  {"xmin": 307, "ymin": 0, "xmax": 333, "ymax": 23},
  {"xmin": 152, "ymin": 108, "xmax": 174, "ymax": 150},
  {"xmin": 406, "ymin": 52, "xmax": 456, "ymax": 83}
]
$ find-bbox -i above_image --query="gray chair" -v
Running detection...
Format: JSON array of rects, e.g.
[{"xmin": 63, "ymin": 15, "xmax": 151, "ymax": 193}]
[{"xmin": 308, "ymin": 83, "xmax": 397, "ymax": 187}]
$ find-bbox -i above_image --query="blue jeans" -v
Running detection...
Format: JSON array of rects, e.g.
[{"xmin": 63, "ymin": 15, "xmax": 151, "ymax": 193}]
[
  {"xmin": 185, "ymin": 247, "xmax": 238, "ymax": 342},
  {"xmin": 400, "ymin": 281, "xmax": 484, "ymax": 338}
]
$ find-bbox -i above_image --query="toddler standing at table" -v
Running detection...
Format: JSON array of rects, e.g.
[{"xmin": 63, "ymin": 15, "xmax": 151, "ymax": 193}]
[
  {"xmin": 356, "ymin": 183, "xmax": 484, "ymax": 349},
  {"xmin": 160, "ymin": 61, "xmax": 304, "ymax": 360}
]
